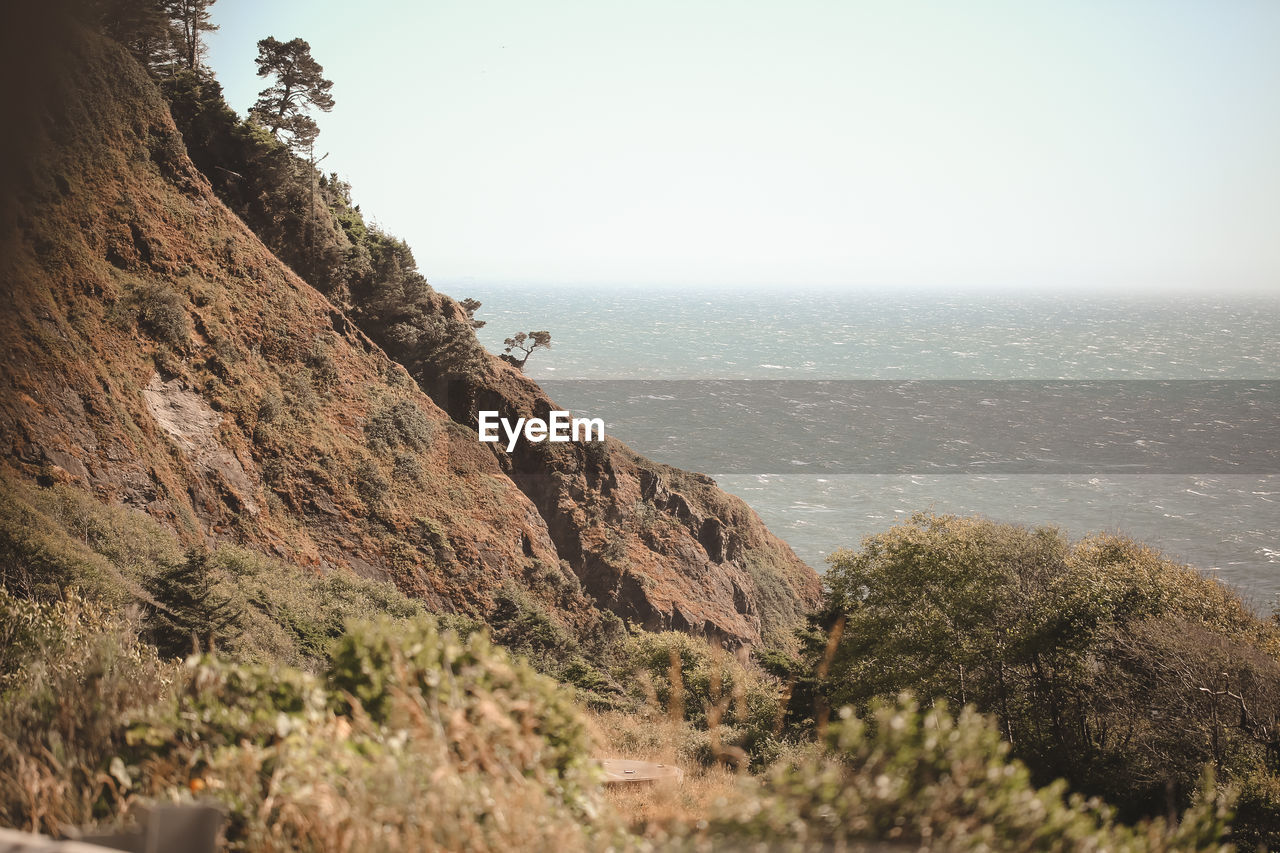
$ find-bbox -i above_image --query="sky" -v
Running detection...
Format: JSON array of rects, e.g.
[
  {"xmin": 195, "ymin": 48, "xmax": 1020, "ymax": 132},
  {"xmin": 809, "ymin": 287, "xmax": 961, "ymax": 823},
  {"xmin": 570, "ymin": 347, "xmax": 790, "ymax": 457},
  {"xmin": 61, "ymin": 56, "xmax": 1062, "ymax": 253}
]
[{"xmin": 205, "ymin": 0, "xmax": 1280, "ymax": 292}]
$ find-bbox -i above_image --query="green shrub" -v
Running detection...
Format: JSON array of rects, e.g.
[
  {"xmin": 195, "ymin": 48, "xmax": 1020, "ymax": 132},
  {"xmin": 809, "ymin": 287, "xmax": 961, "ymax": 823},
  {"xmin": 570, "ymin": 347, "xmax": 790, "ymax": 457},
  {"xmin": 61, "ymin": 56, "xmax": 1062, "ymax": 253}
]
[
  {"xmin": 256, "ymin": 390, "xmax": 283, "ymax": 423},
  {"xmin": 619, "ymin": 631, "xmax": 784, "ymax": 768},
  {"xmin": 305, "ymin": 334, "xmax": 339, "ymax": 387},
  {"xmin": 1231, "ymin": 768, "xmax": 1280, "ymax": 851},
  {"xmin": 115, "ymin": 614, "xmax": 612, "ymax": 851},
  {"xmin": 327, "ymin": 617, "xmax": 594, "ymax": 786},
  {"xmin": 808, "ymin": 513, "xmax": 1280, "ymax": 832},
  {"xmin": 0, "ymin": 596, "xmax": 609, "ymax": 849},
  {"xmin": 393, "ymin": 450, "xmax": 422, "ymax": 483},
  {"xmin": 282, "ymin": 367, "xmax": 319, "ymax": 411},
  {"xmin": 0, "ymin": 477, "xmax": 173, "ymax": 604},
  {"xmin": 353, "ymin": 457, "xmax": 389, "ymax": 507},
  {"xmin": 703, "ymin": 695, "xmax": 1232, "ymax": 852},
  {"xmin": 0, "ymin": 590, "xmax": 169, "ymax": 835},
  {"xmin": 131, "ymin": 282, "xmax": 190, "ymax": 349},
  {"xmin": 0, "ymin": 473, "xmax": 431, "ymax": 670},
  {"xmin": 364, "ymin": 398, "xmax": 435, "ymax": 451},
  {"xmin": 485, "ymin": 583, "xmax": 624, "ymax": 708}
]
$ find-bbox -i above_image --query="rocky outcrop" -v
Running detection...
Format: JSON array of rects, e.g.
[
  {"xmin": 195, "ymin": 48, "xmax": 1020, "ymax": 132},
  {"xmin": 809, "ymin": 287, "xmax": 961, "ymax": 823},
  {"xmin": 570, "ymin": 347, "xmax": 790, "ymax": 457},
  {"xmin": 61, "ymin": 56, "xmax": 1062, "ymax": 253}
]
[
  {"xmin": 0, "ymin": 13, "xmax": 819, "ymax": 648},
  {"xmin": 422, "ymin": 366, "xmax": 820, "ymax": 648}
]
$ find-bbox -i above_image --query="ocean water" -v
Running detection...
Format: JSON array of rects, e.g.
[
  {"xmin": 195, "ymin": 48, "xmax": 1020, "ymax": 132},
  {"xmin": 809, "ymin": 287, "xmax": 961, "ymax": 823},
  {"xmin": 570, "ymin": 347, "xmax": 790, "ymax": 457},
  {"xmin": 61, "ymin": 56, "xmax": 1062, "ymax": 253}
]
[{"xmin": 460, "ymin": 284, "xmax": 1280, "ymax": 604}]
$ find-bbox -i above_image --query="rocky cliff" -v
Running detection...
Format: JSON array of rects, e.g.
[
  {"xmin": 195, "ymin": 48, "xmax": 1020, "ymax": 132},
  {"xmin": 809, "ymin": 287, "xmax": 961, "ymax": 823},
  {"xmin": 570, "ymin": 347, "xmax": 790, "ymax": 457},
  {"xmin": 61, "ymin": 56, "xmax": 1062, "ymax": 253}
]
[{"xmin": 0, "ymin": 12, "xmax": 820, "ymax": 649}]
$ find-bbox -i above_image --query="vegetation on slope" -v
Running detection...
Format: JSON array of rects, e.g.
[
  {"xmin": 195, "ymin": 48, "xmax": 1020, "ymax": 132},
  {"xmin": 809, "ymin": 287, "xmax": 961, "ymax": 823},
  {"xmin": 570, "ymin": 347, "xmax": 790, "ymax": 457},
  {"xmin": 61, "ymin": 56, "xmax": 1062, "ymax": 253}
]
[
  {"xmin": 792, "ymin": 513, "xmax": 1280, "ymax": 848},
  {"xmin": 0, "ymin": 590, "xmax": 615, "ymax": 851},
  {"xmin": 0, "ymin": 440, "xmax": 1250, "ymax": 849},
  {"xmin": 1, "ymin": 4, "xmax": 1275, "ymax": 849},
  {"xmin": 90, "ymin": 0, "xmax": 822, "ymax": 649},
  {"xmin": 0, "ymin": 582, "xmax": 1235, "ymax": 851}
]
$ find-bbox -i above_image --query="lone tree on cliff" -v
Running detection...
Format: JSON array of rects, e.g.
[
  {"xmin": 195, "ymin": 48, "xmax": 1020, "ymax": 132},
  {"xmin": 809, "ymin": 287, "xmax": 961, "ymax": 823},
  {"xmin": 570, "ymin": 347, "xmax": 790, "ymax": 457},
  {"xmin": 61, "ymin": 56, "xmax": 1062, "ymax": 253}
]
[
  {"xmin": 250, "ymin": 36, "xmax": 334, "ymax": 154},
  {"xmin": 501, "ymin": 331, "xmax": 551, "ymax": 370},
  {"xmin": 460, "ymin": 298, "xmax": 486, "ymax": 329}
]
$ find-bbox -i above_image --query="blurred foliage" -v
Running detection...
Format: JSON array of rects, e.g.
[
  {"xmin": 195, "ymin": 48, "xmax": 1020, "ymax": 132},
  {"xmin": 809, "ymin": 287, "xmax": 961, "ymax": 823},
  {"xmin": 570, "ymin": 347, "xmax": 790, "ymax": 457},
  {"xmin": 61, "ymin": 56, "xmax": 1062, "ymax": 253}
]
[
  {"xmin": 618, "ymin": 631, "xmax": 787, "ymax": 770},
  {"xmin": 0, "ymin": 588, "xmax": 170, "ymax": 835},
  {"xmin": 0, "ymin": 588, "xmax": 615, "ymax": 850},
  {"xmin": 699, "ymin": 695, "xmax": 1233, "ymax": 852},
  {"xmin": 327, "ymin": 617, "xmax": 594, "ymax": 790},
  {"xmin": 803, "ymin": 512, "xmax": 1280, "ymax": 843}
]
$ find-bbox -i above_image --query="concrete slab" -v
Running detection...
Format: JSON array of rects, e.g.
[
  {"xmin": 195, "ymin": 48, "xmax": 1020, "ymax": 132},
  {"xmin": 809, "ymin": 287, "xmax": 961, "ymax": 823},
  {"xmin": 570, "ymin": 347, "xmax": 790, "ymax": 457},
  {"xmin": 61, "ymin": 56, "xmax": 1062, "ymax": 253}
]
[{"xmin": 595, "ymin": 758, "xmax": 684, "ymax": 784}]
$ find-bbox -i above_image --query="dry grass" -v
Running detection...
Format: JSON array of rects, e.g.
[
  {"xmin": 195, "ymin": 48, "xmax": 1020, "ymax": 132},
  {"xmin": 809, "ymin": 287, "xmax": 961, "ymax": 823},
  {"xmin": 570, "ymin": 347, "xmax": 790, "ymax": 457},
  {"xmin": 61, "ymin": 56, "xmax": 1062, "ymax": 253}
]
[
  {"xmin": 586, "ymin": 665, "xmax": 757, "ymax": 841},
  {"xmin": 589, "ymin": 709, "xmax": 745, "ymax": 841}
]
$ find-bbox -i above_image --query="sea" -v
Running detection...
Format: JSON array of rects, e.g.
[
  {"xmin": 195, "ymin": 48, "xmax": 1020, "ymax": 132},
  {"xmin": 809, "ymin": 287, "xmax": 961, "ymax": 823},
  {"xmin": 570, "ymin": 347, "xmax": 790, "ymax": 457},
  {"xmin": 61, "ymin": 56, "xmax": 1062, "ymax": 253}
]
[{"xmin": 460, "ymin": 284, "xmax": 1280, "ymax": 607}]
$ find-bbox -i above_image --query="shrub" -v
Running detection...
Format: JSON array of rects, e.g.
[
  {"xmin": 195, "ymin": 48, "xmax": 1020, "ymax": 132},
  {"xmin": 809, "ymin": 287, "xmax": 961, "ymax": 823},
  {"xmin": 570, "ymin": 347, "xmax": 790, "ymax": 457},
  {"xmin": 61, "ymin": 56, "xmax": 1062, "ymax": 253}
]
[
  {"xmin": 353, "ymin": 457, "xmax": 389, "ymax": 507},
  {"xmin": 1231, "ymin": 768, "xmax": 1280, "ymax": 851},
  {"xmin": 0, "ymin": 473, "xmax": 431, "ymax": 669},
  {"xmin": 618, "ymin": 631, "xmax": 784, "ymax": 768},
  {"xmin": 0, "ymin": 476, "xmax": 174, "ymax": 604},
  {"xmin": 201, "ymin": 545, "xmax": 427, "ymax": 668},
  {"xmin": 364, "ymin": 398, "xmax": 434, "ymax": 451},
  {"xmin": 282, "ymin": 367, "xmax": 319, "ymax": 411},
  {"xmin": 485, "ymin": 583, "xmax": 625, "ymax": 708},
  {"xmin": 0, "ymin": 601, "xmax": 611, "ymax": 849},
  {"xmin": 808, "ymin": 513, "xmax": 1280, "ymax": 831},
  {"xmin": 393, "ymin": 450, "xmax": 421, "ymax": 483},
  {"xmin": 327, "ymin": 616, "xmax": 595, "ymax": 789},
  {"xmin": 131, "ymin": 282, "xmax": 190, "ymax": 349},
  {"xmin": 702, "ymin": 695, "xmax": 1233, "ymax": 852},
  {"xmin": 256, "ymin": 390, "xmax": 283, "ymax": 423},
  {"xmin": 0, "ymin": 590, "xmax": 168, "ymax": 835},
  {"xmin": 305, "ymin": 334, "xmax": 339, "ymax": 387}
]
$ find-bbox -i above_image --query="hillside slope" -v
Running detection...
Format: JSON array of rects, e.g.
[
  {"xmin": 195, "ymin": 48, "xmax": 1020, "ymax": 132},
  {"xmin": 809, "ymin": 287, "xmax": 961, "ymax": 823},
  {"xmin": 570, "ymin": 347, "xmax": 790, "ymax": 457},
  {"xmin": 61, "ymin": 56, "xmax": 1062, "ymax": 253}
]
[{"xmin": 0, "ymin": 12, "xmax": 819, "ymax": 648}]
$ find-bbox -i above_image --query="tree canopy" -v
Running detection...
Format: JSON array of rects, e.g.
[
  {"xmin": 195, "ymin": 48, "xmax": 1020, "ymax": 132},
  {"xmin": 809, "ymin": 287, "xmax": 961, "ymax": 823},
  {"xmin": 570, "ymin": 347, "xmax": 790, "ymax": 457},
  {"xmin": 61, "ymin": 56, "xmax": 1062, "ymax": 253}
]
[
  {"xmin": 250, "ymin": 36, "xmax": 334, "ymax": 154},
  {"xmin": 460, "ymin": 298, "xmax": 485, "ymax": 329},
  {"xmin": 501, "ymin": 331, "xmax": 551, "ymax": 370},
  {"xmin": 797, "ymin": 513, "xmax": 1280, "ymax": 844},
  {"xmin": 166, "ymin": 0, "xmax": 217, "ymax": 71}
]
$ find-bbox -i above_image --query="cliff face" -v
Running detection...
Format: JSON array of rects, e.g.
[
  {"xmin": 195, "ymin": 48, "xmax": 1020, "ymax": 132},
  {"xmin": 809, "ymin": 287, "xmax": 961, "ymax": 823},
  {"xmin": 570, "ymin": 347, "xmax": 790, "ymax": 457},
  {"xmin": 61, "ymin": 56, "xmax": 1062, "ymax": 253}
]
[
  {"xmin": 419, "ymin": 357, "xmax": 821, "ymax": 648},
  {"xmin": 0, "ymin": 16, "xmax": 819, "ymax": 648}
]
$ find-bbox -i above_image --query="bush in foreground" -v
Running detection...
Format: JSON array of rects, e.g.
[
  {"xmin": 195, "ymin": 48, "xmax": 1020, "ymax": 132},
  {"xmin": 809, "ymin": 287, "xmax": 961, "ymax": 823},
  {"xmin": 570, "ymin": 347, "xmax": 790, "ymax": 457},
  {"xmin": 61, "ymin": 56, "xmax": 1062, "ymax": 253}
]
[
  {"xmin": 0, "ymin": 593, "xmax": 615, "ymax": 851},
  {"xmin": 122, "ymin": 616, "xmax": 608, "ymax": 851},
  {"xmin": 0, "ymin": 589, "xmax": 170, "ymax": 834},
  {"xmin": 805, "ymin": 513, "xmax": 1280, "ymax": 835},
  {"xmin": 701, "ymin": 695, "xmax": 1232, "ymax": 852},
  {"xmin": 617, "ymin": 631, "xmax": 786, "ymax": 768}
]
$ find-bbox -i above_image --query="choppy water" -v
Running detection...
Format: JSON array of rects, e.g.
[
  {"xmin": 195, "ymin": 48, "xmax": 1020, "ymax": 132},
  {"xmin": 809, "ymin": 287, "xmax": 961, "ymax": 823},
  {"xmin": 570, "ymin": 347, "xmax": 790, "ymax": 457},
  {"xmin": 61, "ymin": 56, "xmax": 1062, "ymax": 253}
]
[{"xmin": 459, "ymin": 284, "xmax": 1280, "ymax": 604}]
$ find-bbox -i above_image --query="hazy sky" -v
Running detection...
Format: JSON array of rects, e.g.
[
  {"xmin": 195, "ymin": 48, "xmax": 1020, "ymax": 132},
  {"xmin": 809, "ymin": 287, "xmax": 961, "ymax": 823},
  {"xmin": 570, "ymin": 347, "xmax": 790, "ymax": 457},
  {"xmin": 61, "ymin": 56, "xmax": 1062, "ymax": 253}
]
[{"xmin": 205, "ymin": 1, "xmax": 1280, "ymax": 291}]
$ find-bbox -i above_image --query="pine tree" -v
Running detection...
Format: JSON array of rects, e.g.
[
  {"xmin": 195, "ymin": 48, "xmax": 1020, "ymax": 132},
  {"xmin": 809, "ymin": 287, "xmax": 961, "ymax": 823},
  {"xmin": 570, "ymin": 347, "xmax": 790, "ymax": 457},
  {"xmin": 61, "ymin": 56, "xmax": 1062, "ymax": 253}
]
[
  {"xmin": 460, "ymin": 298, "xmax": 486, "ymax": 329},
  {"xmin": 501, "ymin": 331, "xmax": 552, "ymax": 370},
  {"xmin": 143, "ymin": 548, "xmax": 241, "ymax": 658},
  {"xmin": 89, "ymin": 0, "xmax": 173, "ymax": 70},
  {"xmin": 250, "ymin": 37, "xmax": 335, "ymax": 154},
  {"xmin": 165, "ymin": 0, "xmax": 218, "ymax": 71}
]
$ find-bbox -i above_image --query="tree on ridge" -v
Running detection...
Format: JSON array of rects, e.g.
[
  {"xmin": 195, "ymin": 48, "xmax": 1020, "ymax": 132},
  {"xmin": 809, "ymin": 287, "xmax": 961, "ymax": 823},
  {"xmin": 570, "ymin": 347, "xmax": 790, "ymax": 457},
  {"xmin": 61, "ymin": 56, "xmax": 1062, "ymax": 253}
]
[
  {"xmin": 501, "ymin": 331, "xmax": 551, "ymax": 370},
  {"xmin": 251, "ymin": 36, "xmax": 335, "ymax": 154}
]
